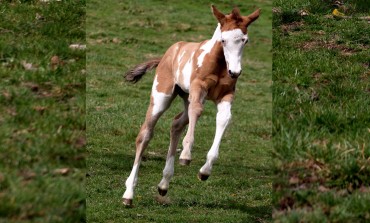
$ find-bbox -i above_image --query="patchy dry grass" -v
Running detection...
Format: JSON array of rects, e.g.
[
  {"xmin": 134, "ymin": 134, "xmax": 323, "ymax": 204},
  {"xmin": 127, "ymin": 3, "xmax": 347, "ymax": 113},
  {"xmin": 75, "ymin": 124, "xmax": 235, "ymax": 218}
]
[
  {"xmin": 0, "ymin": 1, "xmax": 85, "ymax": 222},
  {"xmin": 273, "ymin": 0, "xmax": 370, "ymax": 222}
]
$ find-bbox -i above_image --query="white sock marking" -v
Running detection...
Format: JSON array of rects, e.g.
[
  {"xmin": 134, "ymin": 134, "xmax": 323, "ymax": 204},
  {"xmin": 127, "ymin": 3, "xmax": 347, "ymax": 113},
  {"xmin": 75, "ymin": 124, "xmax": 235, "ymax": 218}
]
[
  {"xmin": 200, "ymin": 101, "xmax": 231, "ymax": 175},
  {"xmin": 158, "ymin": 156, "xmax": 175, "ymax": 190},
  {"xmin": 123, "ymin": 162, "xmax": 140, "ymax": 200}
]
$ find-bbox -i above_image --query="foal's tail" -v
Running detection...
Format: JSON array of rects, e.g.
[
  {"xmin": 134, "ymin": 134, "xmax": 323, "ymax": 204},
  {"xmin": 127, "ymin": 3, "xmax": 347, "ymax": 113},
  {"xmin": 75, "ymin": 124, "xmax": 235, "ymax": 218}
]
[{"xmin": 124, "ymin": 58, "xmax": 162, "ymax": 83}]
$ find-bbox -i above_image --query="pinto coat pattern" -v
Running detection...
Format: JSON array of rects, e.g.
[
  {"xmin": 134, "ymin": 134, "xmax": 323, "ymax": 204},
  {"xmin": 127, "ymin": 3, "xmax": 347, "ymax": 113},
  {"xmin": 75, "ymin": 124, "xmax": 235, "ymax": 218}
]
[{"xmin": 123, "ymin": 5, "xmax": 260, "ymax": 206}]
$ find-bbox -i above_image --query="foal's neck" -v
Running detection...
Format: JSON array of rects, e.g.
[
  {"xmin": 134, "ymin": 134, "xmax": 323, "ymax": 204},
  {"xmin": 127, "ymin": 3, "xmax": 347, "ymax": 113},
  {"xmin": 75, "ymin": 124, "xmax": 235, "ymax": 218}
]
[
  {"xmin": 210, "ymin": 23, "xmax": 222, "ymax": 42},
  {"xmin": 208, "ymin": 23, "xmax": 225, "ymax": 60},
  {"xmin": 208, "ymin": 23, "xmax": 226, "ymax": 64}
]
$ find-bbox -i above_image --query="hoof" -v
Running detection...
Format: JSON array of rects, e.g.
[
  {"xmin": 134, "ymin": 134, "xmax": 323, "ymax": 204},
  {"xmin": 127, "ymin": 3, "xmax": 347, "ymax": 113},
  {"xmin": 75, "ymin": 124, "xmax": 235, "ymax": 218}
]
[
  {"xmin": 179, "ymin": 159, "xmax": 191, "ymax": 166},
  {"xmin": 122, "ymin": 198, "xmax": 133, "ymax": 207},
  {"xmin": 158, "ymin": 187, "xmax": 168, "ymax": 196},
  {"xmin": 197, "ymin": 172, "xmax": 210, "ymax": 181}
]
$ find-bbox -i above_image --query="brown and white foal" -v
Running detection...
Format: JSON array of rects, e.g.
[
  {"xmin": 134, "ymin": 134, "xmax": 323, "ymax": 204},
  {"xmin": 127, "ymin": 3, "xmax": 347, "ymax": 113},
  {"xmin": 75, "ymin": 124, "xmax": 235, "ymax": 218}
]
[{"xmin": 123, "ymin": 5, "xmax": 260, "ymax": 206}]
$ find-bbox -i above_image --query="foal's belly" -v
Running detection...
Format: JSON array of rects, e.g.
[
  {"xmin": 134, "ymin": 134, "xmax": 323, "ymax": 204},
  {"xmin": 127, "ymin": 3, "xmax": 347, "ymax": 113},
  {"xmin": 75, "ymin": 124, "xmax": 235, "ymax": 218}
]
[{"xmin": 176, "ymin": 82, "xmax": 190, "ymax": 93}]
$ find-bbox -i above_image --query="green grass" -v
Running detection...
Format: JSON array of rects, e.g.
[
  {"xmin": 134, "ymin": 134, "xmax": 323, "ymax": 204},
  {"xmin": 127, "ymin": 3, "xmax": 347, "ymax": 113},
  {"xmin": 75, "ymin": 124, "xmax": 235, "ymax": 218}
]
[
  {"xmin": 0, "ymin": 1, "xmax": 85, "ymax": 222},
  {"xmin": 272, "ymin": 0, "xmax": 370, "ymax": 222},
  {"xmin": 87, "ymin": 0, "xmax": 272, "ymax": 222}
]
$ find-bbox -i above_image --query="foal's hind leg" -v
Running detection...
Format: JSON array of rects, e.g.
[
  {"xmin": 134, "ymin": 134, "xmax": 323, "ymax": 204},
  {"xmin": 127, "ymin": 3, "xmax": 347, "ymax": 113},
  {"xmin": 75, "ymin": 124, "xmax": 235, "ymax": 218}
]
[
  {"xmin": 123, "ymin": 75, "xmax": 175, "ymax": 206},
  {"xmin": 158, "ymin": 96, "xmax": 189, "ymax": 196}
]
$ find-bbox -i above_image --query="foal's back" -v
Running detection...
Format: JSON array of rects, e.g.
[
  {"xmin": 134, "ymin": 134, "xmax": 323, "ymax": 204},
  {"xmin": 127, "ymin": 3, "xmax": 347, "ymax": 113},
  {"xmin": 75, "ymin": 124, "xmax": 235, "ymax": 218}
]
[{"xmin": 156, "ymin": 38, "xmax": 228, "ymax": 99}]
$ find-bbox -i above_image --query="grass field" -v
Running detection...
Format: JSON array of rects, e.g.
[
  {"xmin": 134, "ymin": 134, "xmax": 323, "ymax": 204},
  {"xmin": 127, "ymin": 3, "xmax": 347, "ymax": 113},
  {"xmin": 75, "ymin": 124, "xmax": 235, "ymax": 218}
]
[
  {"xmin": 0, "ymin": 1, "xmax": 85, "ymax": 222},
  {"xmin": 272, "ymin": 0, "xmax": 370, "ymax": 222},
  {"xmin": 87, "ymin": 0, "xmax": 272, "ymax": 222}
]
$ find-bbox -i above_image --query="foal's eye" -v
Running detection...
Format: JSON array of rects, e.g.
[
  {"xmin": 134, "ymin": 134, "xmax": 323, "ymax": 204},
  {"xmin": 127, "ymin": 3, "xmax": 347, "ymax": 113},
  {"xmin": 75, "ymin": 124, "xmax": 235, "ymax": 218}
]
[{"xmin": 221, "ymin": 39, "xmax": 225, "ymax": 44}]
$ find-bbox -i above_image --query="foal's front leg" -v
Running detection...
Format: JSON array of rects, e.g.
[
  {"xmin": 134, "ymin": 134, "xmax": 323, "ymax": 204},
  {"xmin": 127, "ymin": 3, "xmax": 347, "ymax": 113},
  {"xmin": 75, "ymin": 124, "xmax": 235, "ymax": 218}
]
[
  {"xmin": 199, "ymin": 96, "xmax": 233, "ymax": 180},
  {"xmin": 179, "ymin": 83, "xmax": 207, "ymax": 165}
]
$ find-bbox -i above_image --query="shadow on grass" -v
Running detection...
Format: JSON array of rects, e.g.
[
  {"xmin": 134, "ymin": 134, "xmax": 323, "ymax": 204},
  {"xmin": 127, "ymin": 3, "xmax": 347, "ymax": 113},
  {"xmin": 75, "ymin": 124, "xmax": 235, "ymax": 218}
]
[
  {"xmin": 206, "ymin": 202, "xmax": 271, "ymax": 220},
  {"xmin": 174, "ymin": 199, "xmax": 271, "ymax": 220},
  {"xmin": 91, "ymin": 150, "xmax": 166, "ymax": 172}
]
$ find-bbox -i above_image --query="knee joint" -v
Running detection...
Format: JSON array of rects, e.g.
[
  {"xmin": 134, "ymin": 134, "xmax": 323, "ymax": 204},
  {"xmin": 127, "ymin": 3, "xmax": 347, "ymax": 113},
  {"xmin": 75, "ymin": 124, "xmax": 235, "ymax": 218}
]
[
  {"xmin": 190, "ymin": 102, "xmax": 203, "ymax": 117},
  {"xmin": 217, "ymin": 112, "xmax": 231, "ymax": 127}
]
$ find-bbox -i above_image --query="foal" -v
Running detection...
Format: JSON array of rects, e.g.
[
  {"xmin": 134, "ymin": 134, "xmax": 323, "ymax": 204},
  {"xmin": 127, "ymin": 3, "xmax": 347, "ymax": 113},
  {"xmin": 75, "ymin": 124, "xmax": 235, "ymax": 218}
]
[{"xmin": 123, "ymin": 5, "xmax": 260, "ymax": 206}]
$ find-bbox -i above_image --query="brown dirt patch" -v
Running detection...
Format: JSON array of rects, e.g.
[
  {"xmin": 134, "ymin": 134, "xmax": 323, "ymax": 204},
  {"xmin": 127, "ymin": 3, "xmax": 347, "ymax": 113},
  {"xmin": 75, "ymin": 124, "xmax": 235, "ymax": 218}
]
[
  {"xmin": 281, "ymin": 21, "xmax": 304, "ymax": 34},
  {"xmin": 300, "ymin": 39, "xmax": 363, "ymax": 56}
]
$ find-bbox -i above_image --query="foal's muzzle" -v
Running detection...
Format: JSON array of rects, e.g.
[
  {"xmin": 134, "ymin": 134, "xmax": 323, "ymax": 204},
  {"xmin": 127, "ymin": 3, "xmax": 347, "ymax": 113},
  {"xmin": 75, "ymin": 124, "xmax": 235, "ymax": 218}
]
[{"xmin": 228, "ymin": 70, "xmax": 242, "ymax": 79}]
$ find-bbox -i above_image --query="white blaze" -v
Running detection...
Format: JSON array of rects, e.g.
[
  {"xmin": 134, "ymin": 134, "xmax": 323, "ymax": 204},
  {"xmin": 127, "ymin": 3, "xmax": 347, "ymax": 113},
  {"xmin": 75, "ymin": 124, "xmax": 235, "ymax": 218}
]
[{"xmin": 221, "ymin": 29, "xmax": 248, "ymax": 75}]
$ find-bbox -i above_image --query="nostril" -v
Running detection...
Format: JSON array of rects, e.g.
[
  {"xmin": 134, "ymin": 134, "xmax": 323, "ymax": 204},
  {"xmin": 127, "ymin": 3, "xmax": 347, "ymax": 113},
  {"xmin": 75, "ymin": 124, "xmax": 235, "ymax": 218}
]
[{"xmin": 228, "ymin": 70, "xmax": 232, "ymax": 75}]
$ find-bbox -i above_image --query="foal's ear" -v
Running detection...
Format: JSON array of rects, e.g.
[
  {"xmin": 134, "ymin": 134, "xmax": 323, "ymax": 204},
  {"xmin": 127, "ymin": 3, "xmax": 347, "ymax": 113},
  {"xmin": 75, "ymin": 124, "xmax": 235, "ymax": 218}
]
[
  {"xmin": 231, "ymin": 7, "xmax": 242, "ymax": 21},
  {"xmin": 211, "ymin": 5, "xmax": 226, "ymax": 26},
  {"xmin": 243, "ymin": 8, "xmax": 261, "ymax": 27}
]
